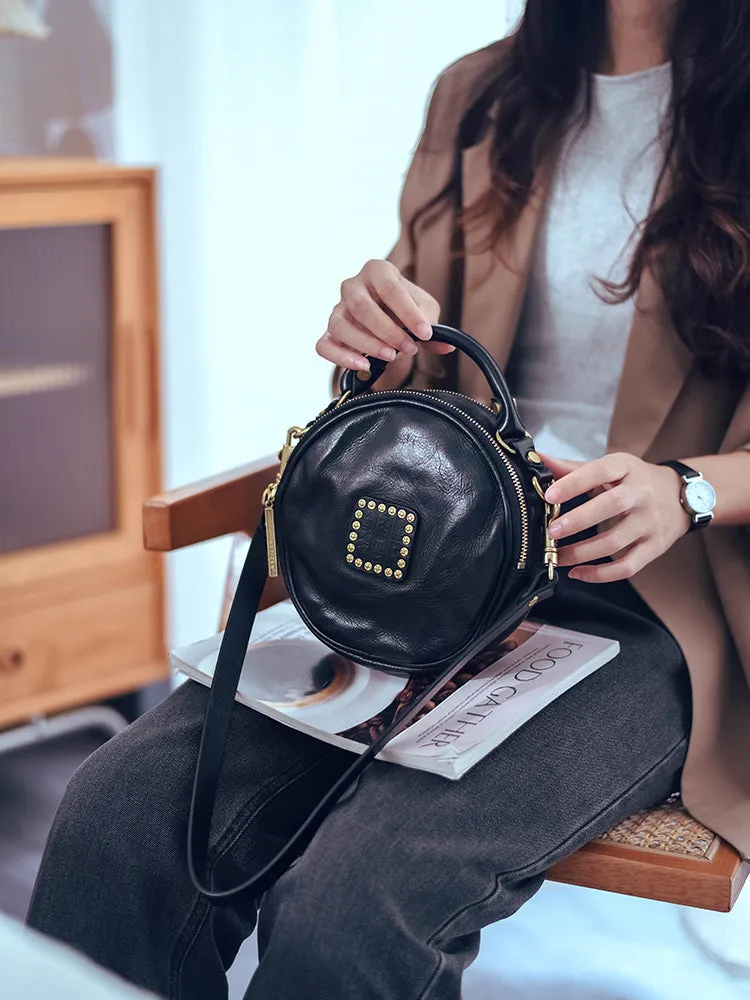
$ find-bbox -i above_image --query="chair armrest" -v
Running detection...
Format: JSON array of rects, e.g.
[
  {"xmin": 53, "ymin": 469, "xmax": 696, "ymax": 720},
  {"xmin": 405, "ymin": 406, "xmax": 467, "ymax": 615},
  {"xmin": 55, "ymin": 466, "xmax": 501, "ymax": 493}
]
[{"xmin": 143, "ymin": 455, "xmax": 279, "ymax": 552}]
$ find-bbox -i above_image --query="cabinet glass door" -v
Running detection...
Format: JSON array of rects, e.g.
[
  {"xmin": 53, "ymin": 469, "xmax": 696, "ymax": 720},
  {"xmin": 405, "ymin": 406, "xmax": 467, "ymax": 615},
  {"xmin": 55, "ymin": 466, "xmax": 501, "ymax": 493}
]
[{"xmin": 0, "ymin": 224, "xmax": 115, "ymax": 554}]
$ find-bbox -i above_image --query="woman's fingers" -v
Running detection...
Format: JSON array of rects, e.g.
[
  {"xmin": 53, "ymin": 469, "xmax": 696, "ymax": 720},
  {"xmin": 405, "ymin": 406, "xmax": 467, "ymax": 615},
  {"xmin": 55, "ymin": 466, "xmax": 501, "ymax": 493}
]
[
  {"xmin": 421, "ymin": 341, "xmax": 458, "ymax": 354},
  {"xmin": 556, "ymin": 515, "xmax": 645, "ymax": 567},
  {"xmin": 545, "ymin": 452, "xmax": 632, "ymax": 505},
  {"xmin": 548, "ymin": 484, "xmax": 639, "ymax": 541},
  {"xmin": 538, "ymin": 455, "xmax": 583, "ymax": 482},
  {"xmin": 368, "ymin": 264, "xmax": 435, "ymax": 342},
  {"xmin": 540, "ymin": 452, "xmax": 686, "ymax": 583},
  {"xmin": 330, "ymin": 306, "xmax": 400, "ymax": 361},
  {"xmin": 316, "ymin": 260, "xmax": 444, "ymax": 372},
  {"xmin": 342, "ymin": 280, "xmax": 419, "ymax": 357},
  {"xmin": 568, "ymin": 541, "xmax": 651, "ymax": 583},
  {"xmin": 315, "ymin": 330, "xmax": 371, "ymax": 372}
]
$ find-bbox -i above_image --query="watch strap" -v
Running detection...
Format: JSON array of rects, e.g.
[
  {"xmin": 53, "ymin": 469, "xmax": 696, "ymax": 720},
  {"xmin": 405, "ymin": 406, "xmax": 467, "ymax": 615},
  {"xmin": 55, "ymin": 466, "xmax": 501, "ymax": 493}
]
[{"xmin": 658, "ymin": 459, "xmax": 701, "ymax": 482}]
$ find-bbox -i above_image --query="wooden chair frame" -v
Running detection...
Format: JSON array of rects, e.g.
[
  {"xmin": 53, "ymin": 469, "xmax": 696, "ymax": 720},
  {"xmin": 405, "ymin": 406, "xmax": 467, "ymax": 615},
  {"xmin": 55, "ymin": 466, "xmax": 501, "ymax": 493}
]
[{"xmin": 143, "ymin": 458, "xmax": 748, "ymax": 912}]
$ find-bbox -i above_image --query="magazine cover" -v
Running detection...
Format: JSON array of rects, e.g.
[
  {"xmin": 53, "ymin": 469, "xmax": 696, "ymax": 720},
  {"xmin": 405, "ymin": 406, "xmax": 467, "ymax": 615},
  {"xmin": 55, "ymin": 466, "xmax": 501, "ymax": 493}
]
[{"xmin": 171, "ymin": 601, "xmax": 619, "ymax": 779}]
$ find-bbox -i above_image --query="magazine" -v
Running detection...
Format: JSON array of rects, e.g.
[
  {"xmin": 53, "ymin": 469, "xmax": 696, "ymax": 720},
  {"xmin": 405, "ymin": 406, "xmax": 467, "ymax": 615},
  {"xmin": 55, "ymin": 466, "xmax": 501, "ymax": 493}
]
[{"xmin": 170, "ymin": 600, "xmax": 620, "ymax": 780}]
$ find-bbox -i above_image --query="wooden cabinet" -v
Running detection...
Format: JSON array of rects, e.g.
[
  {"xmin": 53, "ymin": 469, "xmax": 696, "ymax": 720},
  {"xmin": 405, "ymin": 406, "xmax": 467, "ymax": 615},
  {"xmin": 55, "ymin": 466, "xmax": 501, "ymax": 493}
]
[{"xmin": 0, "ymin": 160, "xmax": 166, "ymax": 728}]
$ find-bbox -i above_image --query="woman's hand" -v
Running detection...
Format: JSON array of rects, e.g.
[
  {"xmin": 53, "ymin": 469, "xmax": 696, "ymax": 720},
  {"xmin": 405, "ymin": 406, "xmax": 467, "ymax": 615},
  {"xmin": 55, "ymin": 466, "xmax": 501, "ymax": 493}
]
[
  {"xmin": 316, "ymin": 259, "xmax": 454, "ymax": 372},
  {"xmin": 541, "ymin": 453, "xmax": 689, "ymax": 583}
]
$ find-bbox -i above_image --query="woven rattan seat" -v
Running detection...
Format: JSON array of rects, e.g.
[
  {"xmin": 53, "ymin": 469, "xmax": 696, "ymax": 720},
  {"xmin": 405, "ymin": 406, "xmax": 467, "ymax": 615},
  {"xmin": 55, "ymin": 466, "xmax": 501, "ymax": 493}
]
[
  {"xmin": 143, "ymin": 455, "xmax": 749, "ymax": 911},
  {"xmin": 598, "ymin": 796, "xmax": 716, "ymax": 859}
]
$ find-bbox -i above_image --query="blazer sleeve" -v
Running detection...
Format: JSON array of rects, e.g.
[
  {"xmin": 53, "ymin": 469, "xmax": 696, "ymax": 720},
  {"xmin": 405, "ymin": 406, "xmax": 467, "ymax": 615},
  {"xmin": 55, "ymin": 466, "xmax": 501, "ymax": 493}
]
[
  {"xmin": 728, "ymin": 383, "xmax": 750, "ymax": 455},
  {"xmin": 703, "ymin": 381, "xmax": 750, "ymax": 713}
]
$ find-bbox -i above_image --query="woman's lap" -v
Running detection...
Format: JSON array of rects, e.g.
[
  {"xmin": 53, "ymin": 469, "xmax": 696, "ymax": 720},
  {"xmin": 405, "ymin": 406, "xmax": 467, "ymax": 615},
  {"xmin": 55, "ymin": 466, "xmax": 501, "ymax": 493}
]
[{"xmin": 27, "ymin": 575, "xmax": 692, "ymax": 1000}]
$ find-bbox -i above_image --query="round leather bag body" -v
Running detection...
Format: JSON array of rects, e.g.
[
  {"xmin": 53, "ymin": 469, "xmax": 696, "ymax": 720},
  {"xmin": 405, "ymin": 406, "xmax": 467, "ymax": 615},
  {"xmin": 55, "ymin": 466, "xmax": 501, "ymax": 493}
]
[{"xmin": 274, "ymin": 391, "xmax": 522, "ymax": 674}]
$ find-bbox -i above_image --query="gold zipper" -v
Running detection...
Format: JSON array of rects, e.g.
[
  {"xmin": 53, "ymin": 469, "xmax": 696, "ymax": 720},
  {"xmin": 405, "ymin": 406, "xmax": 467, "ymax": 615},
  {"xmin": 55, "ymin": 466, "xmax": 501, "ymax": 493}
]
[{"xmin": 263, "ymin": 389, "xmax": 532, "ymax": 575}]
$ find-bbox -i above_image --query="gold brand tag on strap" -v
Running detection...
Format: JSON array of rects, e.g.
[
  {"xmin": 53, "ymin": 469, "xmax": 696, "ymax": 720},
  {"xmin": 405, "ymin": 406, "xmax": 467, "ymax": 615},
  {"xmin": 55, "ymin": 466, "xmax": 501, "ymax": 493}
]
[{"xmin": 265, "ymin": 502, "xmax": 278, "ymax": 578}]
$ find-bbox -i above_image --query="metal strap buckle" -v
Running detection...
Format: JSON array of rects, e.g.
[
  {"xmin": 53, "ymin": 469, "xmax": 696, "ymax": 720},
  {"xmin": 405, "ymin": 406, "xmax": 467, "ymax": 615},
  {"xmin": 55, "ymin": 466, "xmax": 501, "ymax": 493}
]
[{"xmin": 533, "ymin": 476, "xmax": 561, "ymax": 581}]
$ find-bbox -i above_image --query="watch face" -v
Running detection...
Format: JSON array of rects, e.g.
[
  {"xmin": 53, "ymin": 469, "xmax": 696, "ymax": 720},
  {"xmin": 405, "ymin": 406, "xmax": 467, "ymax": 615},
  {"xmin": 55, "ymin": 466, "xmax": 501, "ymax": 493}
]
[{"xmin": 684, "ymin": 479, "xmax": 716, "ymax": 515}]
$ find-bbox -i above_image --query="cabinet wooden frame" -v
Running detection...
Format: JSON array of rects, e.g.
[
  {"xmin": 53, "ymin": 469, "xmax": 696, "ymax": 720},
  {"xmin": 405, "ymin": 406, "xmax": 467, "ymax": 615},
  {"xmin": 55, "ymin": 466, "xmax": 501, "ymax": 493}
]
[{"xmin": 0, "ymin": 161, "xmax": 167, "ymax": 727}]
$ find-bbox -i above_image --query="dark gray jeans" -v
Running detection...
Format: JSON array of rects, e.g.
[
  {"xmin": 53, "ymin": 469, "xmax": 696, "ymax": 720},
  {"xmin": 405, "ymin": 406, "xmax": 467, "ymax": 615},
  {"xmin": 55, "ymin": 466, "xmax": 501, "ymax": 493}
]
[{"xmin": 27, "ymin": 575, "xmax": 692, "ymax": 1000}]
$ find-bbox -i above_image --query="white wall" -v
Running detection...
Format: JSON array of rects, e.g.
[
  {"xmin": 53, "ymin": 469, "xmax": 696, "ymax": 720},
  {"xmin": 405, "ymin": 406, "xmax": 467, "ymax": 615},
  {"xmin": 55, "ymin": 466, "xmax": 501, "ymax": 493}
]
[{"xmin": 113, "ymin": 0, "xmax": 519, "ymax": 646}]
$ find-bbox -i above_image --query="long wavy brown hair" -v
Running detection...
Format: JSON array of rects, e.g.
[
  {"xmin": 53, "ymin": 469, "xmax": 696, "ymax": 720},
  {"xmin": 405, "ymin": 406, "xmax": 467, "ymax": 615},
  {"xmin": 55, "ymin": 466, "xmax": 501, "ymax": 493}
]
[{"xmin": 416, "ymin": 0, "xmax": 750, "ymax": 375}]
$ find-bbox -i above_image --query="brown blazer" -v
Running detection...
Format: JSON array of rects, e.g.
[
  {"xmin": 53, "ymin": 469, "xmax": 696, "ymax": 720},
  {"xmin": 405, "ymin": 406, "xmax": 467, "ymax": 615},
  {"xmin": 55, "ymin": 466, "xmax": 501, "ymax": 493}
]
[{"xmin": 336, "ymin": 39, "xmax": 750, "ymax": 857}]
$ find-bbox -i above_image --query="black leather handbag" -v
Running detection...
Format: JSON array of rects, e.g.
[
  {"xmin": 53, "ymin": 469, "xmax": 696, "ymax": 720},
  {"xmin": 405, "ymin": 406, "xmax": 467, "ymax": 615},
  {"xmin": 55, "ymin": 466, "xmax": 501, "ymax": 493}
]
[{"xmin": 188, "ymin": 324, "xmax": 560, "ymax": 902}]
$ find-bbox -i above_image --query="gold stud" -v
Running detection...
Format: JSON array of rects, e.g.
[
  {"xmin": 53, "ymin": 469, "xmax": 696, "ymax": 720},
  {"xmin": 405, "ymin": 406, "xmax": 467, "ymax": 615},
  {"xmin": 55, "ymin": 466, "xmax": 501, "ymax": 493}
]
[
  {"xmin": 527, "ymin": 450, "xmax": 542, "ymax": 465},
  {"xmin": 405, "ymin": 524, "xmax": 413, "ymax": 534},
  {"xmin": 349, "ymin": 532, "xmax": 358, "ymax": 541},
  {"xmin": 384, "ymin": 568, "xmax": 393, "ymax": 577},
  {"xmin": 388, "ymin": 506, "xmax": 397, "ymax": 516},
  {"xmin": 346, "ymin": 554, "xmax": 354, "ymax": 563},
  {"xmin": 402, "ymin": 535, "xmax": 410, "ymax": 545},
  {"xmin": 407, "ymin": 513, "xmax": 415, "ymax": 523},
  {"xmin": 355, "ymin": 558, "xmax": 363, "ymax": 568},
  {"xmin": 368, "ymin": 501, "xmax": 376, "ymax": 510},
  {"xmin": 358, "ymin": 498, "xmax": 366, "ymax": 506},
  {"xmin": 364, "ymin": 561, "xmax": 373, "ymax": 571},
  {"xmin": 397, "ymin": 559, "xmax": 406, "ymax": 569},
  {"xmin": 355, "ymin": 509, "xmax": 364, "ymax": 520},
  {"xmin": 398, "ymin": 547, "xmax": 407, "ymax": 557},
  {"xmin": 374, "ymin": 564, "xmax": 382, "ymax": 574},
  {"xmin": 394, "ymin": 570, "xmax": 403, "ymax": 580},
  {"xmin": 352, "ymin": 521, "xmax": 361, "ymax": 530},
  {"xmin": 348, "ymin": 543, "xmax": 355, "ymax": 553},
  {"xmin": 378, "ymin": 503, "xmax": 386, "ymax": 512},
  {"xmin": 397, "ymin": 509, "xmax": 406, "ymax": 518}
]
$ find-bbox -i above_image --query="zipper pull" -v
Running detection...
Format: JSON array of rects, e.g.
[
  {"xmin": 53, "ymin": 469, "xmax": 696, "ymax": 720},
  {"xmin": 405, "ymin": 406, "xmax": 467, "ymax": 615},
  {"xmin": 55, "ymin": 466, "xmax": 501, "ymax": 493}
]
[
  {"xmin": 263, "ymin": 482, "xmax": 279, "ymax": 577},
  {"xmin": 544, "ymin": 501, "xmax": 561, "ymax": 581},
  {"xmin": 262, "ymin": 426, "xmax": 305, "ymax": 578}
]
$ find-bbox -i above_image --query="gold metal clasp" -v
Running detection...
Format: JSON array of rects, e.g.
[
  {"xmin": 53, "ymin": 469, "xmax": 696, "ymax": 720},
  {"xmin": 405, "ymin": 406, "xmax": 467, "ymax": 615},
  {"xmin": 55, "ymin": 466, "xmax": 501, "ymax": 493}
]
[
  {"xmin": 544, "ymin": 500, "xmax": 561, "ymax": 581},
  {"xmin": 495, "ymin": 430, "xmax": 517, "ymax": 455},
  {"xmin": 278, "ymin": 426, "xmax": 305, "ymax": 475},
  {"xmin": 533, "ymin": 476, "xmax": 560, "ymax": 581}
]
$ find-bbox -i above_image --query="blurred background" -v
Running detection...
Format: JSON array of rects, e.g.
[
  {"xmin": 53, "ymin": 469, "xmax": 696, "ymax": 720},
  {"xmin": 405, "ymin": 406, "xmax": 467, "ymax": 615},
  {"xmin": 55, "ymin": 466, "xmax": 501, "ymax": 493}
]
[{"xmin": 0, "ymin": 1, "xmax": 748, "ymax": 998}]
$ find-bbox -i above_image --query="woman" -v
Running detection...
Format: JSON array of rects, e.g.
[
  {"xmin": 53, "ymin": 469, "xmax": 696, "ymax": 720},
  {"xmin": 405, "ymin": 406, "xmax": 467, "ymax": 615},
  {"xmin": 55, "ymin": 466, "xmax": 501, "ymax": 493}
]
[{"xmin": 28, "ymin": 1, "xmax": 750, "ymax": 998}]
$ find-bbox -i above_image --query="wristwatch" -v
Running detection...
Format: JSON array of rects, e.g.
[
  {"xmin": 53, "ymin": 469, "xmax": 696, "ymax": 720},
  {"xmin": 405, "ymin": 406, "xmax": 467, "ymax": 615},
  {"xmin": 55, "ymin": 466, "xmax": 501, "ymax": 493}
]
[{"xmin": 659, "ymin": 460, "xmax": 716, "ymax": 531}]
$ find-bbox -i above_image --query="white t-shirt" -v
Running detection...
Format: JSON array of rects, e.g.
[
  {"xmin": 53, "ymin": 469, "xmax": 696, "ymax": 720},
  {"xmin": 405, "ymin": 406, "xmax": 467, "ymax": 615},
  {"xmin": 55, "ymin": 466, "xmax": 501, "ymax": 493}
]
[{"xmin": 507, "ymin": 62, "xmax": 672, "ymax": 462}]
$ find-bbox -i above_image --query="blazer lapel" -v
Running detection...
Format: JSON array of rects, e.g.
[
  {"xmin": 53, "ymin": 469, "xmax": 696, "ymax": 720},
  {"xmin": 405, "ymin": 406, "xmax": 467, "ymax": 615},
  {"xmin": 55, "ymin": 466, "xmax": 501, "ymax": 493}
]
[
  {"xmin": 458, "ymin": 129, "xmax": 546, "ymax": 402},
  {"xmin": 606, "ymin": 256, "xmax": 694, "ymax": 459}
]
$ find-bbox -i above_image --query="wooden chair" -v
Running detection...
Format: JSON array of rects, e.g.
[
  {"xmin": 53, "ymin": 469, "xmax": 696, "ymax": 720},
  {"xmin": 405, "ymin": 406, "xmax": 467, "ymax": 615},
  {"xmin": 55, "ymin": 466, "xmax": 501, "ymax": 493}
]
[{"xmin": 143, "ymin": 457, "xmax": 749, "ymax": 913}]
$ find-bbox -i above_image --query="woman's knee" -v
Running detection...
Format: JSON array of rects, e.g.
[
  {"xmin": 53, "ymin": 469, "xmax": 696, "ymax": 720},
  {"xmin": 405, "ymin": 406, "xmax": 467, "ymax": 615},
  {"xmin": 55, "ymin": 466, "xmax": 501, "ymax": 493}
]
[{"xmin": 55, "ymin": 683, "xmax": 207, "ymax": 857}]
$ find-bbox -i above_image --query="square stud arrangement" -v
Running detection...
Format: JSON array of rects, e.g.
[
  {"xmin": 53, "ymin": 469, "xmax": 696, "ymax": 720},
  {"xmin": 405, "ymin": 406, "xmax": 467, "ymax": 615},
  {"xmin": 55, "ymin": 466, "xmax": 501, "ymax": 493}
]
[{"xmin": 345, "ymin": 497, "xmax": 418, "ymax": 582}]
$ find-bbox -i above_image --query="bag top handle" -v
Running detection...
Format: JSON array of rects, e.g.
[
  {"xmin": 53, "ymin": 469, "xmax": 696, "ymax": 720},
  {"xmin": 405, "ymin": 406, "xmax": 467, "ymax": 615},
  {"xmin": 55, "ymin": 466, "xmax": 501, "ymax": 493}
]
[{"xmin": 339, "ymin": 324, "xmax": 528, "ymax": 442}]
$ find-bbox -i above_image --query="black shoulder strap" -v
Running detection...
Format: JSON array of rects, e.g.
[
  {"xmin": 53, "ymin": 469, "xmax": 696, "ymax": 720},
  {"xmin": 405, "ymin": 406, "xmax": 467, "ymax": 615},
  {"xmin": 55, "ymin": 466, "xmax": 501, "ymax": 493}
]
[{"xmin": 187, "ymin": 516, "xmax": 469, "ymax": 903}]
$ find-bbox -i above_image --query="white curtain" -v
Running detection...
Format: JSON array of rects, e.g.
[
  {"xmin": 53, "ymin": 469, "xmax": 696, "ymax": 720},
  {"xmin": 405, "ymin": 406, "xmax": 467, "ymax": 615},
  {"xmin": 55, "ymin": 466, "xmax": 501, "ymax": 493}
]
[{"xmin": 113, "ymin": 0, "xmax": 514, "ymax": 645}]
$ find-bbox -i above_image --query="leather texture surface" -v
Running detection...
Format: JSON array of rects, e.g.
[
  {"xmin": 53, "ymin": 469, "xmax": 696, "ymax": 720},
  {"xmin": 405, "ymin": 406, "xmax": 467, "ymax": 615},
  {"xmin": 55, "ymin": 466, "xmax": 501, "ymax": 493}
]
[{"xmin": 278, "ymin": 326, "xmax": 555, "ymax": 673}]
